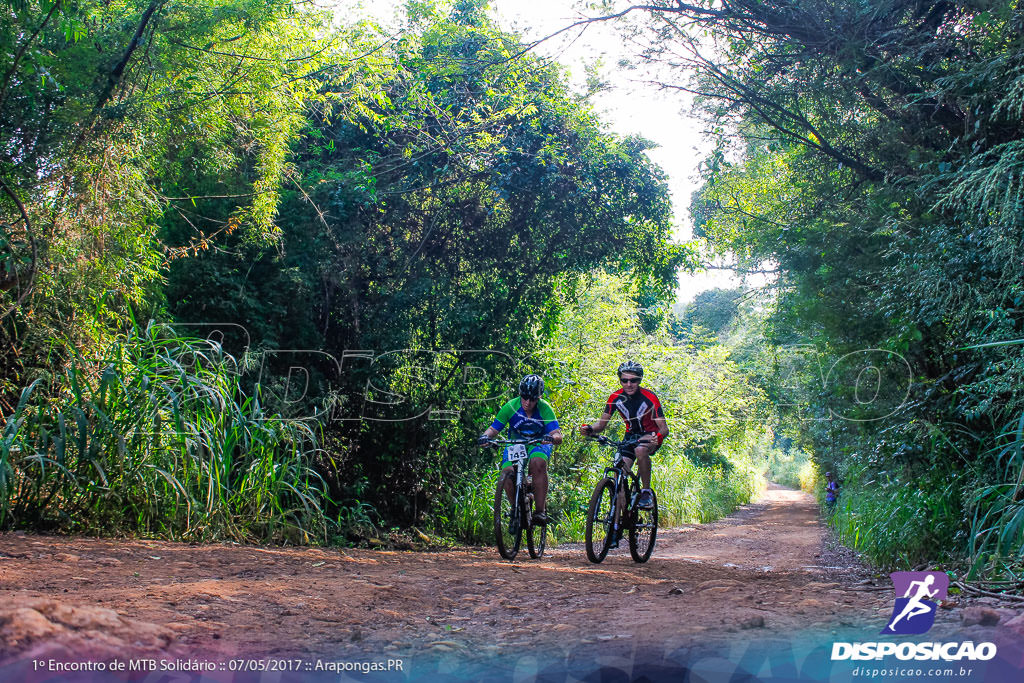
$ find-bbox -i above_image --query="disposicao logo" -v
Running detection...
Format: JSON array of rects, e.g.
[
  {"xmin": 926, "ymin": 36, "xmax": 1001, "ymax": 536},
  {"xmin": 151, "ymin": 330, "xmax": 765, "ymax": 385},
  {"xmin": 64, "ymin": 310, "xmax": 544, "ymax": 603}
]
[
  {"xmin": 881, "ymin": 571, "xmax": 948, "ymax": 635},
  {"xmin": 831, "ymin": 570, "xmax": 997, "ymax": 663}
]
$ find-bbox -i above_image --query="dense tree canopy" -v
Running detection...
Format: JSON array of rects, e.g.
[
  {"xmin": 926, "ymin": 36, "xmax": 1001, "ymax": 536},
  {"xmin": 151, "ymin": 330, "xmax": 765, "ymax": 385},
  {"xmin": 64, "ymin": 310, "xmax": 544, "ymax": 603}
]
[
  {"xmin": 163, "ymin": 0, "xmax": 688, "ymax": 521},
  {"xmin": 0, "ymin": 0, "xmax": 692, "ymax": 534},
  {"xmin": 592, "ymin": 0, "xmax": 1024, "ymax": 569},
  {"xmin": 0, "ymin": 0, "xmax": 349, "ymax": 400}
]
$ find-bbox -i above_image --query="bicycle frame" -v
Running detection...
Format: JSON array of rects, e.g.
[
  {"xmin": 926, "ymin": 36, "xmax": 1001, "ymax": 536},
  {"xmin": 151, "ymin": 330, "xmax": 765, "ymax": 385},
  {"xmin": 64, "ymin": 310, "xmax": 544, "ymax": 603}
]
[
  {"xmin": 605, "ymin": 457, "xmax": 641, "ymax": 516},
  {"xmin": 482, "ymin": 435, "xmax": 549, "ymax": 559},
  {"xmin": 597, "ymin": 437, "xmax": 645, "ymax": 523},
  {"xmin": 584, "ymin": 433, "xmax": 659, "ymax": 563}
]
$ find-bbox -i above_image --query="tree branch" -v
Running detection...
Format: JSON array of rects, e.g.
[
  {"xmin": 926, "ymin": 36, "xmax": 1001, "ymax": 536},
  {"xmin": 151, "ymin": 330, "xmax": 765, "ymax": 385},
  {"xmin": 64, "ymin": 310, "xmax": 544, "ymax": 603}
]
[{"xmin": 93, "ymin": 0, "xmax": 165, "ymax": 114}]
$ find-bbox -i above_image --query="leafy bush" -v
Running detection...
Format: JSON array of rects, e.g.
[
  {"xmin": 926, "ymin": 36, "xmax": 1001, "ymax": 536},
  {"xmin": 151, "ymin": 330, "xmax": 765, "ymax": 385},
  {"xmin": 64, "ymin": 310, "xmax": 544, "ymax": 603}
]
[{"xmin": 766, "ymin": 446, "xmax": 816, "ymax": 492}]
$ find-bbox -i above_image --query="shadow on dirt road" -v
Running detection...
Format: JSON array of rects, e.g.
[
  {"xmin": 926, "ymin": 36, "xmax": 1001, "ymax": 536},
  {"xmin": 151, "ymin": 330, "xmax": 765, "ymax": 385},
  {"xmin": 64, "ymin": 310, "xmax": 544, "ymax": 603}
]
[{"xmin": 3, "ymin": 482, "xmax": 1018, "ymax": 680}]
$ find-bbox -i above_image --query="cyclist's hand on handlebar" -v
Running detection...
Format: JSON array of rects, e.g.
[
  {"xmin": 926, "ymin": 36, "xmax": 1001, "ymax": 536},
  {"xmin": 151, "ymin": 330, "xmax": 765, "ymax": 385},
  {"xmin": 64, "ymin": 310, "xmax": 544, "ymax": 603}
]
[
  {"xmin": 579, "ymin": 424, "xmax": 593, "ymax": 436},
  {"xmin": 477, "ymin": 435, "xmax": 493, "ymax": 447}
]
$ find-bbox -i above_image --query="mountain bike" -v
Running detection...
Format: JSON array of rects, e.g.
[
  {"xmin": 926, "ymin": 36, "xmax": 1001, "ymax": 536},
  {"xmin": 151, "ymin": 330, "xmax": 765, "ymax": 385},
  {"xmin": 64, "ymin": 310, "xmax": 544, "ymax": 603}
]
[
  {"xmin": 584, "ymin": 434, "xmax": 659, "ymax": 564},
  {"xmin": 480, "ymin": 436, "xmax": 549, "ymax": 560}
]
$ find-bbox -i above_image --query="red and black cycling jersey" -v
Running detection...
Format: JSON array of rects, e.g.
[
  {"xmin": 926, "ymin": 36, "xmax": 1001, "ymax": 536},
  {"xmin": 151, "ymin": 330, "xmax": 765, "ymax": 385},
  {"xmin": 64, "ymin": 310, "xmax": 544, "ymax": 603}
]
[{"xmin": 604, "ymin": 387, "xmax": 665, "ymax": 437}]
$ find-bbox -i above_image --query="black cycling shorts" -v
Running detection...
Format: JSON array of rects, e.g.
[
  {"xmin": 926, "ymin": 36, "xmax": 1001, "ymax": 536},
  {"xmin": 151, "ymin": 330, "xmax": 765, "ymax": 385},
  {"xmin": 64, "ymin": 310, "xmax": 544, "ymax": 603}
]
[{"xmin": 619, "ymin": 434, "xmax": 661, "ymax": 459}]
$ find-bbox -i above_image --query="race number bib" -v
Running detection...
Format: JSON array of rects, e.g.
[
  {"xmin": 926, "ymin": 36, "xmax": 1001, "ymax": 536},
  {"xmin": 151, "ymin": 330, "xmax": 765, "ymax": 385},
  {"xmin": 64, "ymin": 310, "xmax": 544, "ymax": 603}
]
[{"xmin": 505, "ymin": 444, "xmax": 527, "ymax": 461}]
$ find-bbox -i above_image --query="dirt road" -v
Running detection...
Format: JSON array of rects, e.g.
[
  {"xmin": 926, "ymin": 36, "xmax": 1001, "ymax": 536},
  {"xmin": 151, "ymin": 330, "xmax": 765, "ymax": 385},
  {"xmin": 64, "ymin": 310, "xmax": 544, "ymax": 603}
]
[{"xmin": 2, "ymin": 483, "xmax": 1021, "ymax": 680}]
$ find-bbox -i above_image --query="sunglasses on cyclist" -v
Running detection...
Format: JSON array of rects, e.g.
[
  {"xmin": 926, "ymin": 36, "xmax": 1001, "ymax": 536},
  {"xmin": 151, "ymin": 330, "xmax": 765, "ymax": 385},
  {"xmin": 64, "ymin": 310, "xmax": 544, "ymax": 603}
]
[{"xmin": 620, "ymin": 377, "xmax": 640, "ymax": 384}]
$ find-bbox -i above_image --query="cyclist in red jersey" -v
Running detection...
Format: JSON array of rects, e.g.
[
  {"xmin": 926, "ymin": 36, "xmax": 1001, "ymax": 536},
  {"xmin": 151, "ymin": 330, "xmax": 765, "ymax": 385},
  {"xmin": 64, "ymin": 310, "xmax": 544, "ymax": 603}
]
[{"xmin": 579, "ymin": 360, "xmax": 668, "ymax": 512}]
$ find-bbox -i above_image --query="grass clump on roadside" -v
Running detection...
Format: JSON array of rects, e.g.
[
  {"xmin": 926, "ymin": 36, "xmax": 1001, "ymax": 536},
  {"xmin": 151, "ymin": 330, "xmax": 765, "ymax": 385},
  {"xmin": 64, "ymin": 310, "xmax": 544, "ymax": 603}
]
[
  {"xmin": 964, "ymin": 410, "xmax": 1024, "ymax": 581},
  {"xmin": 821, "ymin": 412, "xmax": 1024, "ymax": 583},
  {"xmin": 827, "ymin": 464, "xmax": 963, "ymax": 569},
  {"xmin": 0, "ymin": 321, "xmax": 334, "ymax": 543}
]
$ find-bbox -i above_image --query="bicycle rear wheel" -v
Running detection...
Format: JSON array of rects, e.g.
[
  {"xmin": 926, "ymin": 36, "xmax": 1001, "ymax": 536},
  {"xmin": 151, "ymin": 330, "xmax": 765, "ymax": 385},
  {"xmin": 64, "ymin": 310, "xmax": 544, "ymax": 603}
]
[
  {"xmin": 585, "ymin": 478, "xmax": 616, "ymax": 564},
  {"xmin": 494, "ymin": 471, "xmax": 522, "ymax": 560},
  {"xmin": 526, "ymin": 492, "xmax": 547, "ymax": 559},
  {"xmin": 629, "ymin": 489, "xmax": 658, "ymax": 563}
]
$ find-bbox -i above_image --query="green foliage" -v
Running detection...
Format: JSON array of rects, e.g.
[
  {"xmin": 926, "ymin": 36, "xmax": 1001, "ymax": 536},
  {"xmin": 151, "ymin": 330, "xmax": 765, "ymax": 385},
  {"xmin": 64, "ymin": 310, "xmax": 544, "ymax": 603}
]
[
  {"xmin": 0, "ymin": 321, "xmax": 333, "ymax": 542},
  {"xmin": 673, "ymin": 287, "xmax": 744, "ymax": 345},
  {"xmin": 0, "ymin": 0, "xmax": 701, "ymax": 543},
  {"xmin": 830, "ymin": 464, "xmax": 964, "ymax": 569},
  {"xmin": 438, "ymin": 273, "xmax": 764, "ymax": 543},
  {"xmin": 605, "ymin": 0, "xmax": 1024, "ymax": 572},
  {"xmin": 165, "ymin": 2, "xmax": 687, "ymax": 524},
  {"xmin": 0, "ymin": 0, "xmax": 346, "ymax": 399},
  {"xmin": 967, "ymin": 409, "xmax": 1024, "ymax": 575},
  {"xmin": 765, "ymin": 446, "xmax": 816, "ymax": 492}
]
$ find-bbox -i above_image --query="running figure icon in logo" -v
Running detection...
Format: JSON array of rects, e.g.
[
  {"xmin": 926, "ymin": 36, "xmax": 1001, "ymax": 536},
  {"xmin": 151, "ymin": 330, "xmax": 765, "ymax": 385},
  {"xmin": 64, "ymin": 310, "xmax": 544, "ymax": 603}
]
[{"xmin": 881, "ymin": 571, "xmax": 949, "ymax": 635}]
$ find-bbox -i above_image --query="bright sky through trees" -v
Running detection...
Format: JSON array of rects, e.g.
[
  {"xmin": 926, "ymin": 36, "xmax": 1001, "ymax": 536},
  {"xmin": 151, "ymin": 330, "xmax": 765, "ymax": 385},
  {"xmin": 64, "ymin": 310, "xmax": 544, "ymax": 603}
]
[{"xmin": 332, "ymin": 0, "xmax": 752, "ymax": 304}]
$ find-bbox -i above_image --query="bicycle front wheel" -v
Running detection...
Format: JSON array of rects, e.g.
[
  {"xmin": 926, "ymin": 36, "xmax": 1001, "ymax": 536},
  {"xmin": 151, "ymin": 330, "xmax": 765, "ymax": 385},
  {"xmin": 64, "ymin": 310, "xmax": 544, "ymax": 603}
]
[
  {"xmin": 585, "ymin": 478, "xmax": 616, "ymax": 564},
  {"xmin": 629, "ymin": 489, "xmax": 658, "ymax": 563},
  {"xmin": 527, "ymin": 492, "xmax": 547, "ymax": 559},
  {"xmin": 494, "ymin": 471, "xmax": 522, "ymax": 560}
]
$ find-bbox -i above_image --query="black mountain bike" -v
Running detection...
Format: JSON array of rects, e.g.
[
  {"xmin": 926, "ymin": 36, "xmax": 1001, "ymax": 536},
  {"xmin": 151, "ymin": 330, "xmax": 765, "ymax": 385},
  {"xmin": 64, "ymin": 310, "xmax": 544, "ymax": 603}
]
[
  {"xmin": 480, "ymin": 436, "xmax": 549, "ymax": 560},
  {"xmin": 584, "ymin": 434, "xmax": 659, "ymax": 564}
]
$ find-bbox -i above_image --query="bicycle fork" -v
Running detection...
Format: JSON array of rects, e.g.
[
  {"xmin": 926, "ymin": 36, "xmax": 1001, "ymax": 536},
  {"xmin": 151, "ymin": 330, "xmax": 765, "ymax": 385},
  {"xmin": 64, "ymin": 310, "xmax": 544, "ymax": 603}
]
[
  {"xmin": 612, "ymin": 474, "xmax": 639, "ymax": 540},
  {"xmin": 608, "ymin": 474, "xmax": 627, "ymax": 543},
  {"xmin": 504, "ymin": 466, "xmax": 532, "ymax": 533}
]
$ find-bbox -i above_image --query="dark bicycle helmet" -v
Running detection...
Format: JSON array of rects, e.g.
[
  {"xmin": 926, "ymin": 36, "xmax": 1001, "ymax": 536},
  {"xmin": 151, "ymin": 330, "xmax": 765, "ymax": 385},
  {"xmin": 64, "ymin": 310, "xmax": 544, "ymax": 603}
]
[
  {"xmin": 518, "ymin": 374, "xmax": 544, "ymax": 399},
  {"xmin": 617, "ymin": 360, "xmax": 644, "ymax": 378}
]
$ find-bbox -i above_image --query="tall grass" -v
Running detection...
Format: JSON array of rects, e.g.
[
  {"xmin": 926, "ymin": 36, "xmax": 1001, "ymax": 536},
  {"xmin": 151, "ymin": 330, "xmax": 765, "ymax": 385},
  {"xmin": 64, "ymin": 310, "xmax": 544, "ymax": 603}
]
[
  {"xmin": 657, "ymin": 448, "xmax": 762, "ymax": 525},
  {"xmin": 440, "ymin": 467, "xmax": 501, "ymax": 545},
  {"xmin": 0, "ymin": 321, "xmax": 333, "ymax": 543},
  {"xmin": 823, "ymin": 413, "xmax": 1024, "ymax": 578},
  {"xmin": 967, "ymin": 410, "xmax": 1024, "ymax": 578},
  {"xmin": 829, "ymin": 464, "xmax": 963, "ymax": 569}
]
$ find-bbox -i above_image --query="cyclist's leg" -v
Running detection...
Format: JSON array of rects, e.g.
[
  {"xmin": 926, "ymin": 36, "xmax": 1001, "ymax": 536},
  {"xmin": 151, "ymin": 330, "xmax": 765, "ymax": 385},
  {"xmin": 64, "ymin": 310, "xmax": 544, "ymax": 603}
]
[
  {"xmin": 499, "ymin": 464, "xmax": 516, "ymax": 501},
  {"xmin": 500, "ymin": 456, "xmax": 516, "ymax": 503},
  {"xmin": 635, "ymin": 445, "xmax": 652, "ymax": 490},
  {"xmin": 527, "ymin": 445, "xmax": 551, "ymax": 522}
]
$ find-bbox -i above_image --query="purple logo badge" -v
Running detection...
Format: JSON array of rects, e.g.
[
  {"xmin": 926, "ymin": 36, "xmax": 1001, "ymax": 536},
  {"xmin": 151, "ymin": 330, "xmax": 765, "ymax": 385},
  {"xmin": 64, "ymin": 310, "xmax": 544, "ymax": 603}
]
[{"xmin": 881, "ymin": 571, "xmax": 949, "ymax": 635}]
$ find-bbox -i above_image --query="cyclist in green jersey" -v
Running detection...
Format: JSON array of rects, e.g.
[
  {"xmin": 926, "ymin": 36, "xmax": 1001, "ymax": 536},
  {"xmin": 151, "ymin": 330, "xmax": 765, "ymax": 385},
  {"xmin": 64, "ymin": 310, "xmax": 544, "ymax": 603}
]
[{"xmin": 478, "ymin": 375, "xmax": 563, "ymax": 525}]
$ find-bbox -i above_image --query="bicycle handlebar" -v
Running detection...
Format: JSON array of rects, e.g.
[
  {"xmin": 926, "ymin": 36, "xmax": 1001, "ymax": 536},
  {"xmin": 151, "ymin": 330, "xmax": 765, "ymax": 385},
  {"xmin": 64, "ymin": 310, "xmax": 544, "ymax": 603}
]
[
  {"xmin": 479, "ymin": 436, "xmax": 551, "ymax": 447},
  {"xmin": 585, "ymin": 433, "xmax": 653, "ymax": 448}
]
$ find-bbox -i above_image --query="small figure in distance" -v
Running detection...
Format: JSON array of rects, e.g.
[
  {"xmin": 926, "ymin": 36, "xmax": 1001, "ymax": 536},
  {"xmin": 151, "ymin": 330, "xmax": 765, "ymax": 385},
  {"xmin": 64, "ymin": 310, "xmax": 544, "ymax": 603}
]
[
  {"xmin": 478, "ymin": 375, "xmax": 563, "ymax": 525},
  {"xmin": 825, "ymin": 471, "xmax": 839, "ymax": 514},
  {"xmin": 579, "ymin": 360, "xmax": 668, "ymax": 546}
]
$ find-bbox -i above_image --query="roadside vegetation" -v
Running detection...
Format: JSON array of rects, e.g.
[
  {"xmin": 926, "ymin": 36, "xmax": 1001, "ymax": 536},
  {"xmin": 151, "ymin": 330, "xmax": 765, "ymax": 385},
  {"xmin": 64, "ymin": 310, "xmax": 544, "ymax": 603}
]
[
  {"xmin": 3, "ymin": 0, "xmax": 1022, "ymax": 585},
  {"xmin": 0, "ymin": 0, "xmax": 761, "ymax": 548},
  {"xmin": 607, "ymin": 0, "xmax": 1024, "ymax": 580}
]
